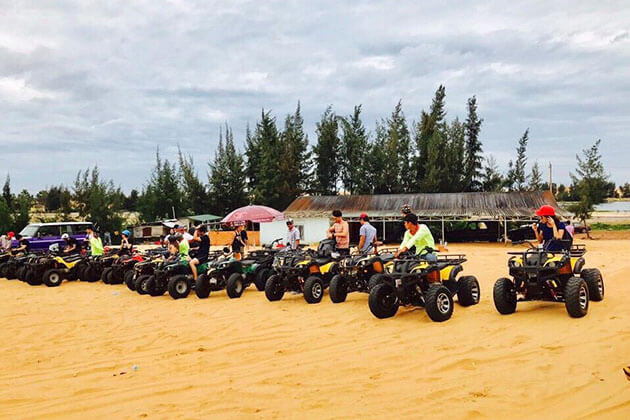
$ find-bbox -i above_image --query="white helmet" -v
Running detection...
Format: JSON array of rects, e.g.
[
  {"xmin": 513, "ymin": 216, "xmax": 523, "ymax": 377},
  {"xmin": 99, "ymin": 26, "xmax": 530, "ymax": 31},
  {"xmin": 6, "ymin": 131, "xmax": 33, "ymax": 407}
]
[{"xmin": 61, "ymin": 233, "xmax": 70, "ymax": 240}]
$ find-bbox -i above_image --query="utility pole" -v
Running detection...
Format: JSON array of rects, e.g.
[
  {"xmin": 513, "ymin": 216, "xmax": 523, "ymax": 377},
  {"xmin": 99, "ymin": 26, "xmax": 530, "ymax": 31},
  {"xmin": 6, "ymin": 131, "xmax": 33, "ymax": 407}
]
[{"xmin": 549, "ymin": 163, "xmax": 553, "ymax": 195}]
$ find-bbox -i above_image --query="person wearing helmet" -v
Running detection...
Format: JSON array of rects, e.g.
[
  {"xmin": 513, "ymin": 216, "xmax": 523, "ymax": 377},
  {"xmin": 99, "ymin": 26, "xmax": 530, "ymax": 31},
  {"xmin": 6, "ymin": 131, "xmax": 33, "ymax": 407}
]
[
  {"xmin": 284, "ymin": 219, "xmax": 300, "ymax": 250},
  {"xmin": 62, "ymin": 233, "xmax": 79, "ymax": 254},
  {"xmin": 120, "ymin": 230, "xmax": 133, "ymax": 255},
  {"xmin": 85, "ymin": 226, "xmax": 104, "ymax": 256},
  {"xmin": 532, "ymin": 205, "xmax": 572, "ymax": 251}
]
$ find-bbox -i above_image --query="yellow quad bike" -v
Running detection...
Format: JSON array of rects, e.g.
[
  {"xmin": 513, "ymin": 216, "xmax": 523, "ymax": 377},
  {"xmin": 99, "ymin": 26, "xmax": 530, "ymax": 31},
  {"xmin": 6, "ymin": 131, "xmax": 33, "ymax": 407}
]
[
  {"xmin": 493, "ymin": 243, "xmax": 604, "ymax": 318},
  {"xmin": 264, "ymin": 238, "xmax": 342, "ymax": 303},
  {"xmin": 369, "ymin": 249, "xmax": 480, "ymax": 322},
  {"xmin": 34, "ymin": 252, "xmax": 87, "ymax": 287}
]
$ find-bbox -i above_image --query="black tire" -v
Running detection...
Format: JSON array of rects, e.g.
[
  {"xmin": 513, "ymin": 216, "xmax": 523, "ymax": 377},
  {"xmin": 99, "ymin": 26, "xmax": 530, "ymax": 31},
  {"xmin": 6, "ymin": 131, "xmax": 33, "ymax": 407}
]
[
  {"xmin": 25, "ymin": 269, "xmax": 43, "ymax": 285},
  {"xmin": 329, "ymin": 274, "xmax": 348, "ymax": 303},
  {"xmin": 303, "ymin": 276, "xmax": 324, "ymax": 304},
  {"xmin": 135, "ymin": 275, "xmax": 150, "ymax": 295},
  {"xmin": 124, "ymin": 270, "xmax": 136, "ymax": 291},
  {"xmin": 368, "ymin": 283, "xmax": 399, "ymax": 319},
  {"xmin": 581, "ymin": 268, "xmax": 604, "ymax": 301},
  {"xmin": 43, "ymin": 269, "xmax": 63, "ymax": 287},
  {"xmin": 146, "ymin": 276, "xmax": 165, "ymax": 296},
  {"xmin": 368, "ymin": 273, "xmax": 388, "ymax": 291},
  {"xmin": 565, "ymin": 277, "xmax": 589, "ymax": 318},
  {"xmin": 85, "ymin": 266, "xmax": 100, "ymax": 283},
  {"xmin": 195, "ymin": 274, "xmax": 211, "ymax": 298},
  {"xmin": 0, "ymin": 262, "xmax": 8, "ymax": 279},
  {"xmin": 109, "ymin": 269, "xmax": 123, "ymax": 285},
  {"xmin": 168, "ymin": 275, "xmax": 191, "ymax": 299},
  {"xmin": 17, "ymin": 266, "xmax": 27, "ymax": 281},
  {"xmin": 493, "ymin": 277, "xmax": 517, "ymax": 315},
  {"xmin": 101, "ymin": 267, "xmax": 113, "ymax": 284},
  {"xmin": 226, "ymin": 272, "xmax": 245, "ymax": 298},
  {"xmin": 425, "ymin": 284, "xmax": 454, "ymax": 322},
  {"xmin": 457, "ymin": 275, "xmax": 481, "ymax": 306},
  {"xmin": 255, "ymin": 268, "xmax": 271, "ymax": 291},
  {"xmin": 264, "ymin": 274, "xmax": 284, "ymax": 302}
]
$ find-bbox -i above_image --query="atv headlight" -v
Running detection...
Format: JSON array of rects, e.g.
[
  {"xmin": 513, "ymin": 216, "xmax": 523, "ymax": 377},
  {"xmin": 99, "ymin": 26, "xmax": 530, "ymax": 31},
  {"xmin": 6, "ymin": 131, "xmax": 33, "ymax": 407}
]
[{"xmin": 547, "ymin": 261, "xmax": 556, "ymax": 268}]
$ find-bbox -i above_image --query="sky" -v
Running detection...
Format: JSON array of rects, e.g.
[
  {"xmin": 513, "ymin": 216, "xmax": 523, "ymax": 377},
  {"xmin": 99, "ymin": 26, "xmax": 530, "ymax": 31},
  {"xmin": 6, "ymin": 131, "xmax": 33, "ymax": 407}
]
[{"xmin": 1, "ymin": 0, "xmax": 629, "ymax": 193}]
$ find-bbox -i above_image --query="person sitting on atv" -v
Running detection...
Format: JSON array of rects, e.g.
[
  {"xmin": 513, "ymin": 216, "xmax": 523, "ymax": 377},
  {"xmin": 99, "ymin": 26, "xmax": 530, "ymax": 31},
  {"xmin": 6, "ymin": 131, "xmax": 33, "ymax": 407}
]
[
  {"xmin": 174, "ymin": 233, "xmax": 189, "ymax": 262},
  {"xmin": 11, "ymin": 234, "xmax": 30, "ymax": 255},
  {"xmin": 283, "ymin": 219, "xmax": 301, "ymax": 250},
  {"xmin": 358, "ymin": 213, "xmax": 377, "ymax": 253},
  {"xmin": 395, "ymin": 213, "xmax": 436, "ymax": 259},
  {"xmin": 188, "ymin": 224, "xmax": 210, "ymax": 281},
  {"xmin": 164, "ymin": 237, "xmax": 181, "ymax": 264},
  {"xmin": 327, "ymin": 209, "xmax": 350, "ymax": 256},
  {"xmin": 532, "ymin": 205, "xmax": 572, "ymax": 252},
  {"xmin": 86, "ymin": 226, "xmax": 104, "ymax": 256},
  {"xmin": 0, "ymin": 232, "xmax": 14, "ymax": 252},
  {"xmin": 232, "ymin": 224, "xmax": 247, "ymax": 261},
  {"xmin": 120, "ymin": 230, "xmax": 133, "ymax": 255},
  {"xmin": 61, "ymin": 233, "xmax": 79, "ymax": 255}
]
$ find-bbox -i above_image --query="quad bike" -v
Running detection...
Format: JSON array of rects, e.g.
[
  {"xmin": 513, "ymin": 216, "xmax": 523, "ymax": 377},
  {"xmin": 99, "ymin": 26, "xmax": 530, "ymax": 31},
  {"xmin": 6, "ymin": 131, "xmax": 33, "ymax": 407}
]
[
  {"xmin": 102, "ymin": 250, "xmax": 156, "ymax": 285},
  {"xmin": 193, "ymin": 249, "xmax": 247, "ymax": 299},
  {"xmin": 264, "ymin": 238, "xmax": 342, "ymax": 304},
  {"xmin": 29, "ymin": 252, "xmax": 88, "ymax": 287},
  {"xmin": 0, "ymin": 252, "xmax": 12, "ymax": 277},
  {"xmin": 1, "ymin": 252, "xmax": 38, "ymax": 281},
  {"xmin": 123, "ymin": 248, "xmax": 167, "ymax": 291},
  {"xmin": 368, "ymin": 248, "xmax": 480, "ymax": 322},
  {"xmin": 79, "ymin": 252, "xmax": 120, "ymax": 283},
  {"xmin": 329, "ymin": 245, "xmax": 397, "ymax": 303},
  {"xmin": 129, "ymin": 254, "xmax": 166, "ymax": 293},
  {"xmin": 493, "ymin": 242, "xmax": 603, "ymax": 318}
]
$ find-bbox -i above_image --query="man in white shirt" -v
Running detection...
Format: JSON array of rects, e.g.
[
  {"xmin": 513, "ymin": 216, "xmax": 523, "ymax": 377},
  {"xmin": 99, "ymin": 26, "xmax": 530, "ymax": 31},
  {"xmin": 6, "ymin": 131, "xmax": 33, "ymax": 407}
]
[{"xmin": 284, "ymin": 219, "xmax": 300, "ymax": 250}]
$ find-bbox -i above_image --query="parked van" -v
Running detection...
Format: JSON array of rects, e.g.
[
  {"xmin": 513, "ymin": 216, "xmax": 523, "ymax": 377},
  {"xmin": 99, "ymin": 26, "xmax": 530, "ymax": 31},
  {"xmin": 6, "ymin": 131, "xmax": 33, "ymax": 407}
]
[{"xmin": 16, "ymin": 222, "xmax": 93, "ymax": 252}]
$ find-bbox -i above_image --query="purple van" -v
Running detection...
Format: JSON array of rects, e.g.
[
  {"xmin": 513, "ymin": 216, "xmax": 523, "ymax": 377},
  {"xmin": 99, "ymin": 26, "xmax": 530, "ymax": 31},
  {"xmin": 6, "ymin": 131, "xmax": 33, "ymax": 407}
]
[{"xmin": 15, "ymin": 222, "xmax": 93, "ymax": 252}]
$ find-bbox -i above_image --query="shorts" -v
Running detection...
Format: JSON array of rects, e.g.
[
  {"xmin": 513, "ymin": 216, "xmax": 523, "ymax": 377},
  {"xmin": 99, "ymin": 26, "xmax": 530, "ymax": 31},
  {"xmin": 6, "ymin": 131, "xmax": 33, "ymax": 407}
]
[{"xmin": 196, "ymin": 255, "xmax": 208, "ymax": 265}]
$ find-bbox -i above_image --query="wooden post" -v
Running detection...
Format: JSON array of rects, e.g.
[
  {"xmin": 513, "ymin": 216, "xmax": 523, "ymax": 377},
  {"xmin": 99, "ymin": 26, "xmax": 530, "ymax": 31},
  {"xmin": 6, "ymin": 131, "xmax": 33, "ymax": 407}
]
[
  {"xmin": 504, "ymin": 217, "xmax": 508, "ymax": 243},
  {"xmin": 441, "ymin": 217, "xmax": 445, "ymax": 244}
]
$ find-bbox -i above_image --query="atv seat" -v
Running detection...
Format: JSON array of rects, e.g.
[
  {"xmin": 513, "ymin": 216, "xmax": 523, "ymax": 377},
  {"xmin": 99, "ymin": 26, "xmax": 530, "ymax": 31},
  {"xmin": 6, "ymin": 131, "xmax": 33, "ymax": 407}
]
[
  {"xmin": 314, "ymin": 257, "xmax": 332, "ymax": 265},
  {"xmin": 241, "ymin": 259, "xmax": 256, "ymax": 266},
  {"xmin": 64, "ymin": 255, "xmax": 84, "ymax": 263}
]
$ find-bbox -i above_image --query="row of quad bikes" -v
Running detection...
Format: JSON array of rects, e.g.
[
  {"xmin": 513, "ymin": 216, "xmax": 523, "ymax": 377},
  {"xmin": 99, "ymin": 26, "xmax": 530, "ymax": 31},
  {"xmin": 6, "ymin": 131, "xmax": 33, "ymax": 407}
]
[{"xmin": 0, "ymin": 239, "xmax": 605, "ymax": 320}]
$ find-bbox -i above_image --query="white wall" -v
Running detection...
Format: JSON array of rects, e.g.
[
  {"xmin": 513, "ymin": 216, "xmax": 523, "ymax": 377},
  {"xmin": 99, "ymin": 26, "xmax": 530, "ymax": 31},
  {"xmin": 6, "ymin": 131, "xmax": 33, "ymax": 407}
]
[{"xmin": 260, "ymin": 217, "xmax": 331, "ymax": 246}]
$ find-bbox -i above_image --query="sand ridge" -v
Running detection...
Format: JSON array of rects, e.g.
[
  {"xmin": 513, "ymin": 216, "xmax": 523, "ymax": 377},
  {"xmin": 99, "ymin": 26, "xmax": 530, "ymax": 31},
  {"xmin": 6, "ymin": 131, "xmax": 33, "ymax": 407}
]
[{"xmin": 0, "ymin": 241, "xmax": 629, "ymax": 419}]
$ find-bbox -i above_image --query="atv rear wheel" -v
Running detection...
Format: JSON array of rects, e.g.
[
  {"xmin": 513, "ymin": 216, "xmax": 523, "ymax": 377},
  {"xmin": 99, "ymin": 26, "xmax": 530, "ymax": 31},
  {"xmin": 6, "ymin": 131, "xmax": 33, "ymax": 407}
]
[
  {"xmin": 43, "ymin": 269, "xmax": 63, "ymax": 287},
  {"xmin": 101, "ymin": 267, "xmax": 113, "ymax": 284},
  {"xmin": 565, "ymin": 277, "xmax": 589, "ymax": 318},
  {"xmin": 109, "ymin": 270, "xmax": 123, "ymax": 285},
  {"xmin": 581, "ymin": 268, "xmax": 604, "ymax": 301},
  {"xmin": 425, "ymin": 284, "xmax": 454, "ymax": 322},
  {"xmin": 265, "ymin": 274, "xmax": 284, "ymax": 301},
  {"xmin": 17, "ymin": 266, "xmax": 27, "ymax": 281},
  {"xmin": 0, "ymin": 262, "xmax": 8, "ymax": 279},
  {"xmin": 226, "ymin": 272, "xmax": 245, "ymax": 298},
  {"xmin": 25, "ymin": 269, "xmax": 42, "ymax": 285},
  {"xmin": 329, "ymin": 274, "xmax": 348, "ymax": 303},
  {"xmin": 195, "ymin": 274, "xmax": 211, "ymax": 298},
  {"xmin": 124, "ymin": 270, "xmax": 136, "ymax": 291},
  {"xmin": 368, "ymin": 273, "xmax": 388, "ymax": 291},
  {"xmin": 168, "ymin": 275, "xmax": 191, "ymax": 299},
  {"xmin": 255, "ymin": 268, "xmax": 271, "ymax": 291},
  {"xmin": 493, "ymin": 277, "xmax": 517, "ymax": 315},
  {"xmin": 85, "ymin": 266, "xmax": 100, "ymax": 283},
  {"xmin": 368, "ymin": 283, "xmax": 399, "ymax": 319},
  {"xmin": 457, "ymin": 275, "xmax": 480, "ymax": 306},
  {"xmin": 304, "ymin": 276, "xmax": 324, "ymax": 304},
  {"xmin": 135, "ymin": 275, "xmax": 150, "ymax": 295},
  {"xmin": 147, "ymin": 275, "xmax": 166, "ymax": 296}
]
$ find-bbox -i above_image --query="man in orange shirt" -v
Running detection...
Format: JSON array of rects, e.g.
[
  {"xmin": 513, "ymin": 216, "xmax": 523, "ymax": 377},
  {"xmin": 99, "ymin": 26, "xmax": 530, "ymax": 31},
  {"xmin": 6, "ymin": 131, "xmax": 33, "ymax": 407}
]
[{"xmin": 328, "ymin": 209, "xmax": 349, "ymax": 256}]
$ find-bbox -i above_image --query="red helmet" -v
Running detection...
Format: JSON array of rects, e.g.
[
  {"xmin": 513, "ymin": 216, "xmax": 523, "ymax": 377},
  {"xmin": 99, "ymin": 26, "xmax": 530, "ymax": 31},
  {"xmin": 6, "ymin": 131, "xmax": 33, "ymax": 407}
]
[
  {"xmin": 535, "ymin": 205, "xmax": 556, "ymax": 217},
  {"xmin": 7, "ymin": 231, "xmax": 14, "ymax": 238}
]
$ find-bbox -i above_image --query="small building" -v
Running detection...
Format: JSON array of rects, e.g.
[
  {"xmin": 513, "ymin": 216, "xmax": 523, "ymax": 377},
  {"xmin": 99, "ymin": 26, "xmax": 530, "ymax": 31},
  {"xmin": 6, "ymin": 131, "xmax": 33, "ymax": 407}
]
[
  {"xmin": 133, "ymin": 221, "xmax": 171, "ymax": 241},
  {"xmin": 176, "ymin": 214, "xmax": 222, "ymax": 229},
  {"xmin": 259, "ymin": 191, "xmax": 569, "ymax": 245}
]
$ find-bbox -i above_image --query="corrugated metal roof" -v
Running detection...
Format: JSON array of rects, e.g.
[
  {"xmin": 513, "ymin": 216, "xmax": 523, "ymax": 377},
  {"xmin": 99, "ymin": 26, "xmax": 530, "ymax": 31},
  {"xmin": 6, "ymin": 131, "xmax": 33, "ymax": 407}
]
[{"xmin": 284, "ymin": 191, "xmax": 570, "ymax": 219}]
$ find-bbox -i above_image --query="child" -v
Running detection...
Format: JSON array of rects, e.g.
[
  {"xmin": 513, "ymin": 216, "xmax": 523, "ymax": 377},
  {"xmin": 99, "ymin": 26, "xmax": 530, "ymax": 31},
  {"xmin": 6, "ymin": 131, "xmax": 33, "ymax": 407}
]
[{"xmin": 189, "ymin": 225, "xmax": 210, "ymax": 280}]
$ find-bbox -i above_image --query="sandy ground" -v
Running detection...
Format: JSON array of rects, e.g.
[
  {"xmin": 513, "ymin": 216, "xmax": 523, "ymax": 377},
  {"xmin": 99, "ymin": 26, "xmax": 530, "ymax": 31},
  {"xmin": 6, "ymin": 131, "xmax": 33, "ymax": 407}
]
[{"xmin": 1, "ymin": 240, "xmax": 629, "ymax": 420}]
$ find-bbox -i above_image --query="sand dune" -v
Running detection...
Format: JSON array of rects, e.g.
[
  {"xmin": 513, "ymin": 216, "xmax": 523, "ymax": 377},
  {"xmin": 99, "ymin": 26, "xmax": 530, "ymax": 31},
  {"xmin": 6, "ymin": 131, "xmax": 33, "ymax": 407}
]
[{"xmin": 1, "ymin": 240, "xmax": 629, "ymax": 419}]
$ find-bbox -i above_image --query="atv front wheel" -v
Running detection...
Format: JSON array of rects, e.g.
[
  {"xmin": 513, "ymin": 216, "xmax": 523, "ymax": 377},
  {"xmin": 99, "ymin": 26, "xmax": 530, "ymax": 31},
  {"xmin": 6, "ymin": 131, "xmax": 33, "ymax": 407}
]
[
  {"xmin": 0, "ymin": 263, "xmax": 8, "ymax": 279},
  {"xmin": 303, "ymin": 276, "xmax": 324, "ymax": 304},
  {"xmin": 265, "ymin": 274, "xmax": 284, "ymax": 302},
  {"xmin": 368, "ymin": 273, "xmax": 388, "ymax": 291},
  {"xmin": 368, "ymin": 283, "xmax": 399, "ymax": 319},
  {"xmin": 101, "ymin": 267, "xmax": 113, "ymax": 284},
  {"xmin": 43, "ymin": 269, "xmax": 63, "ymax": 287},
  {"xmin": 135, "ymin": 275, "xmax": 150, "ymax": 295},
  {"xmin": 124, "ymin": 271, "xmax": 136, "ymax": 291},
  {"xmin": 168, "ymin": 275, "xmax": 191, "ymax": 299},
  {"xmin": 493, "ymin": 277, "xmax": 516, "ymax": 315},
  {"xmin": 226, "ymin": 273, "xmax": 245, "ymax": 298},
  {"xmin": 565, "ymin": 277, "xmax": 589, "ymax": 318},
  {"xmin": 25, "ymin": 269, "xmax": 43, "ymax": 285},
  {"xmin": 457, "ymin": 275, "xmax": 480, "ymax": 306},
  {"xmin": 85, "ymin": 266, "xmax": 100, "ymax": 282},
  {"xmin": 581, "ymin": 268, "xmax": 604, "ymax": 301},
  {"xmin": 425, "ymin": 284, "xmax": 454, "ymax": 322},
  {"xmin": 195, "ymin": 274, "xmax": 211, "ymax": 298},
  {"xmin": 329, "ymin": 274, "xmax": 348, "ymax": 303},
  {"xmin": 255, "ymin": 268, "xmax": 271, "ymax": 291}
]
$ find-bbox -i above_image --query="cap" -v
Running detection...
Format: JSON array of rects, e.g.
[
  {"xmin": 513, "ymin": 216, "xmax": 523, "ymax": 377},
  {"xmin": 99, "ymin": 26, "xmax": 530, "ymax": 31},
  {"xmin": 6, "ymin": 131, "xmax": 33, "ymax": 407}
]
[
  {"xmin": 7, "ymin": 231, "xmax": 15, "ymax": 238},
  {"xmin": 535, "ymin": 205, "xmax": 556, "ymax": 217},
  {"xmin": 286, "ymin": 218, "xmax": 294, "ymax": 225},
  {"xmin": 359, "ymin": 212, "xmax": 368, "ymax": 220}
]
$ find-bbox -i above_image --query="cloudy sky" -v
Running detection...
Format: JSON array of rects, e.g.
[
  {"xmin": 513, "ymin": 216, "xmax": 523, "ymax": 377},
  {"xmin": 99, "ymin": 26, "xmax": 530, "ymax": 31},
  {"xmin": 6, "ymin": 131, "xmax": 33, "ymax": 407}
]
[{"xmin": 1, "ymin": 0, "xmax": 629, "ymax": 193}]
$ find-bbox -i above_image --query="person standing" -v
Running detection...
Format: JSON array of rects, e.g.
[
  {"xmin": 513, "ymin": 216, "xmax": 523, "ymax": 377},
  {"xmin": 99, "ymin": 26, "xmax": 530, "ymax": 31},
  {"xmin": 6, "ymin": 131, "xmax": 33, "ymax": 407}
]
[
  {"xmin": 120, "ymin": 230, "xmax": 133, "ymax": 255},
  {"xmin": 357, "ymin": 213, "xmax": 377, "ymax": 253},
  {"xmin": 283, "ymin": 219, "xmax": 301, "ymax": 250},
  {"xmin": 232, "ymin": 225, "xmax": 247, "ymax": 260},
  {"xmin": 86, "ymin": 226, "xmax": 104, "ymax": 256},
  {"xmin": 565, "ymin": 220, "xmax": 575, "ymax": 237},
  {"xmin": 328, "ymin": 209, "xmax": 349, "ymax": 255}
]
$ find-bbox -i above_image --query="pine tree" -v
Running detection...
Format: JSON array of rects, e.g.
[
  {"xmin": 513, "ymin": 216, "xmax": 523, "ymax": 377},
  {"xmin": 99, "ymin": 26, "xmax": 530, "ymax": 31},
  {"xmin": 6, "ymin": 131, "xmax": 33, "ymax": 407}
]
[
  {"xmin": 339, "ymin": 105, "xmax": 369, "ymax": 195},
  {"xmin": 11, "ymin": 190, "xmax": 32, "ymax": 231},
  {"xmin": 568, "ymin": 140, "xmax": 609, "ymax": 238},
  {"xmin": 223, "ymin": 126, "xmax": 248, "ymax": 212},
  {"xmin": 249, "ymin": 110, "xmax": 284, "ymax": 207},
  {"xmin": 312, "ymin": 106, "xmax": 340, "ymax": 195},
  {"xmin": 383, "ymin": 101, "xmax": 412, "ymax": 193},
  {"xmin": 178, "ymin": 147, "xmax": 209, "ymax": 215},
  {"xmin": 506, "ymin": 129, "xmax": 529, "ymax": 191},
  {"xmin": 529, "ymin": 161, "xmax": 543, "ymax": 190},
  {"xmin": 443, "ymin": 118, "xmax": 466, "ymax": 192},
  {"xmin": 416, "ymin": 85, "xmax": 448, "ymax": 192},
  {"xmin": 2, "ymin": 174, "xmax": 12, "ymax": 209},
  {"xmin": 0, "ymin": 197, "xmax": 10, "ymax": 234},
  {"xmin": 481, "ymin": 155, "xmax": 504, "ymax": 192},
  {"xmin": 73, "ymin": 166, "xmax": 123, "ymax": 233},
  {"xmin": 278, "ymin": 102, "xmax": 311, "ymax": 205},
  {"xmin": 137, "ymin": 149, "xmax": 183, "ymax": 221},
  {"xmin": 463, "ymin": 96, "xmax": 484, "ymax": 191},
  {"xmin": 368, "ymin": 123, "xmax": 390, "ymax": 194}
]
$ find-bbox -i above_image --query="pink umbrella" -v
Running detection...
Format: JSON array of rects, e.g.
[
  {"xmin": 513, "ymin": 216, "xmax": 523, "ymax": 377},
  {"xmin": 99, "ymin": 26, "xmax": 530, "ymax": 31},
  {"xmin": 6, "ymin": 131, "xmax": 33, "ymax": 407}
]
[{"xmin": 221, "ymin": 205, "xmax": 285, "ymax": 225}]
